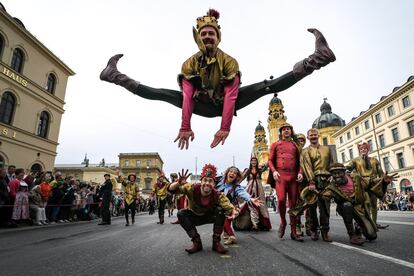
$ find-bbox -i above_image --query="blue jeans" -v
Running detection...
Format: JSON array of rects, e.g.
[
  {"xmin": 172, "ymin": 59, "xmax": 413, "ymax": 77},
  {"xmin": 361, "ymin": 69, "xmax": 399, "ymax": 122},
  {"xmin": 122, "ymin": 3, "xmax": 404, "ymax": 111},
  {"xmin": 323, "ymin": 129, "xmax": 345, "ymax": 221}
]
[{"xmin": 50, "ymin": 206, "xmax": 60, "ymax": 222}]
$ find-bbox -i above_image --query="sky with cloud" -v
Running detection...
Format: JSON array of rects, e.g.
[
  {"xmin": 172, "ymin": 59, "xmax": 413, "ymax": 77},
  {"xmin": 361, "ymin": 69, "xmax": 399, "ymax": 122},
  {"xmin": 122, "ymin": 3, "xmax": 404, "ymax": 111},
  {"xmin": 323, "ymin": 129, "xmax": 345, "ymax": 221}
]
[{"xmin": 3, "ymin": 0, "xmax": 413, "ymax": 174}]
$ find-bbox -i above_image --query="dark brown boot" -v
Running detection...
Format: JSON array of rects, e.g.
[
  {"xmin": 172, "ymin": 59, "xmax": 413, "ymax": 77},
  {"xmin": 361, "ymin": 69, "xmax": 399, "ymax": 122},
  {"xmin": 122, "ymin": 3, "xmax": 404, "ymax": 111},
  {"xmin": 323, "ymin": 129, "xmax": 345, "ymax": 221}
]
[
  {"xmin": 100, "ymin": 54, "xmax": 140, "ymax": 91},
  {"xmin": 321, "ymin": 231, "xmax": 332, "ymax": 242},
  {"xmin": 212, "ymin": 235, "xmax": 228, "ymax": 254},
  {"xmin": 290, "ymin": 217, "xmax": 304, "ymax": 242},
  {"xmin": 350, "ymin": 234, "xmax": 364, "ymax": 246},
  {"xmin": 212, "ymin": 225, "xmax": 228, "ymax": 254},
  {"xmin": 293, "ymin": 29, "xmax": 336, "ymax": 81},
  {"xmin": 157, "ymin": 216, "xmax": 164, "ymax": 225},
  {"xmin": 185, "ymin": 229, "xmax": 203, "ymax": 254},
  {"xmin": 185, "ymin": 236, "xmax": 203, "ymax": 254}
]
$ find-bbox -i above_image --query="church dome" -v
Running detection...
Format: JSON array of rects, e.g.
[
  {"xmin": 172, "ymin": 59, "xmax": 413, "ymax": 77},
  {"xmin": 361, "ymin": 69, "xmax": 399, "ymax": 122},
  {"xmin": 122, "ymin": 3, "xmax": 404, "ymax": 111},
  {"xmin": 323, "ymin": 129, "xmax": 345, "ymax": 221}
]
[
  {"xmin": 255, "ymin": 121, "xmax": 265, "ymax": 132},
  {"xmin": 312, "ymin": 99, "xmax": 345, "ymax": 129},
  {"xmin": 269, "ymin": 93, "xmax": 282, "ymax": 105}
]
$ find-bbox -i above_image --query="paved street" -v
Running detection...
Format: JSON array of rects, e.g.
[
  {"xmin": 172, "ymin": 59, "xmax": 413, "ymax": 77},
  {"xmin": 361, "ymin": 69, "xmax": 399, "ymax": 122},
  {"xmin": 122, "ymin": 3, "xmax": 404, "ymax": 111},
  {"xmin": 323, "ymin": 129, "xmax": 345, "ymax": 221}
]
[{"xmin": 0, "ymin": 208, "xmax": 413, "ymax": 276}]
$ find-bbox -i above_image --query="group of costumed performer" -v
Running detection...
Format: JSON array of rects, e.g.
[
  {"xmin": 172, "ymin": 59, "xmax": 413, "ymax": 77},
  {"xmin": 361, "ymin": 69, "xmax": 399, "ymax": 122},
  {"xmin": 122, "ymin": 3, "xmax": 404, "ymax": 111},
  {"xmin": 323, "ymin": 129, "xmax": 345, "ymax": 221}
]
[
  {"xmin": 100, "ymin": 9, "xmax": 336, "ymax": 150},
  {"xmin": 289, "ymin": 129, "xmax": 398, "ymax": 245}
]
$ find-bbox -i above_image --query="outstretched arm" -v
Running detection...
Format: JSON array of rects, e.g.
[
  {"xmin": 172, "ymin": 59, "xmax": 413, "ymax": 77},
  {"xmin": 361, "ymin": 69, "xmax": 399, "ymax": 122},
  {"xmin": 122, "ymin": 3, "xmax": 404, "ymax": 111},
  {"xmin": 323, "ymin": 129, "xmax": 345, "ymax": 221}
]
[{"xmin": 210, "ymin": 75, "xmax": 240, "ymax": 148}]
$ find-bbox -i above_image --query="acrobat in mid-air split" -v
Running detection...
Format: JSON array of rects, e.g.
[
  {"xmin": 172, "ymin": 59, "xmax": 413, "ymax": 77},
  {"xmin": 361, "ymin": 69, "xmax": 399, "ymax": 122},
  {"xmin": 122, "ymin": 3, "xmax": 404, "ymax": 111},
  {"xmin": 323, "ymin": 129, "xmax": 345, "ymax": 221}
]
[{"xmin": 100, "ymin": 9, "xmax": 336, "ymax": 149}]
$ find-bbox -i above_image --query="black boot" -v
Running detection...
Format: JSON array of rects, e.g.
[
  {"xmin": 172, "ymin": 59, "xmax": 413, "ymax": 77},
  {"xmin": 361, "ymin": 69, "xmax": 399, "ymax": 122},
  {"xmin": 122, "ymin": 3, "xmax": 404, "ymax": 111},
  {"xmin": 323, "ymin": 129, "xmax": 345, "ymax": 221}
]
[
  {"xmin": 293, "ymin": 29, "xmax": 336, "ymax": 81},
  {"xmin": 212, "ymin": 225, "xmax": 228, "ymax": 254},
  {"xmin": 100, "ymin": 54, "xmax": 140, "ymax": 92},
  {"xmin": 157, "ymin": 216, "xmax": 164, "ymax": 224},
  {"xmin": 278, "ymin": 222, "xmax": 287, "ymax": 238},
  {"xmin": 185, "ymin": 229, "xmax": 203, "ymax": 254},
  {"xmin": 310, "ymin": 229, "xmax": 319, "ymax": 241},
  {"xmin": 321, "ymin": 231, "xmax": 332, "ymax": 242},
  {"xmin": 354, "ymin": 222, "xmax": 362, "ymax": 237}
]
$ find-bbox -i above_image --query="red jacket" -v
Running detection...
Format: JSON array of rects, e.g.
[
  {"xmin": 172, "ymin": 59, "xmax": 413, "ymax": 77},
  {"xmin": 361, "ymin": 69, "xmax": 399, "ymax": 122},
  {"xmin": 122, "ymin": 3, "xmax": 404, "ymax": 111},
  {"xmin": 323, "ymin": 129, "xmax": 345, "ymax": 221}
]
[
  {"xmin": 8, "ymin": 179, "xmax": 20, "ymax": 200},
  {"xmin": 267, "ymin": 140, "xmax": 302, "ymax": 187}
]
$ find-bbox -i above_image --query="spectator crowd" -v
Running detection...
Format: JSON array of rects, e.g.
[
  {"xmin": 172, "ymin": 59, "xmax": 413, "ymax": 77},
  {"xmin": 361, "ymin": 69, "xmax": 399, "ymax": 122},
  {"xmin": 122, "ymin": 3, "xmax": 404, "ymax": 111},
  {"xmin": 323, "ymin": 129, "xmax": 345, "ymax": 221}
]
[
  {"xmin": 379, "ymin": 190, "xmax": 414, "ymax": 211},
  {"xmin": 0, "ymin": 165, "xmax": 153, "ymax": 228}
]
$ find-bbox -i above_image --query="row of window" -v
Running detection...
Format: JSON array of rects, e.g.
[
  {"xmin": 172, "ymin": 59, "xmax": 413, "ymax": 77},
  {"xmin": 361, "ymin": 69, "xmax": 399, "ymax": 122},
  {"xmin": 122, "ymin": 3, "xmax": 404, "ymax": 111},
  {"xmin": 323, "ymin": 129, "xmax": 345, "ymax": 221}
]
[
  {"xmin": 0, "ymin": 91, "xmax": 50, "ymax": 138},
  {"xmin": 340, "ymin": 150, "xmax": 407, "ymax": 171},
  {"xmin": 340, "ymin": 119, "xmax": 414, "ymax": 147},
  {"xmin": 339, "ymin": 120, "xmax": 414, "ymax": 163},
  {"xmin": 339, "ymin": 96, "xmax": 411, "ymax": 144},
  {"xmin": 0, "ymin": 34, "xmax": 57, "ymax": 94},
  {"xmin": 124, "ymin": 160, "xmax": 152, "ymax": 168},
  {"xmin": 377, "ymin": 120, "xmax": 414, "ymax": 148}
]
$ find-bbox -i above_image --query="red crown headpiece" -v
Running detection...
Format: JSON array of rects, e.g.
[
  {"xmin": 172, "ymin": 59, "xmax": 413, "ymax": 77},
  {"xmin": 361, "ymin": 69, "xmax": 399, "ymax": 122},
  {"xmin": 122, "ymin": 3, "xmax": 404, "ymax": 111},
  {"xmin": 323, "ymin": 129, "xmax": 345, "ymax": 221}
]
[{"xmin": 201, "ymin": 163, "xmax": 217, "ymax": 180}]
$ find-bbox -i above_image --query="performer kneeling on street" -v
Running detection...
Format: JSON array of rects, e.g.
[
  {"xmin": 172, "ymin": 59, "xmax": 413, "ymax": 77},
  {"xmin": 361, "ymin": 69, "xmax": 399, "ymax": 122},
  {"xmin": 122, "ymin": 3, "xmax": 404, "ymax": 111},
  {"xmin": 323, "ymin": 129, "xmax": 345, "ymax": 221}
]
[
  {"xmin": 216, "ymin": 166, "xmax": 263, "ymax": 245},
  {"xmin": 168, "ymin": 165, "xmax": 237, "ymax": 254},
  {"xmin": 324, "ymin": 163, "xmax": 397, "ymax": 245}
]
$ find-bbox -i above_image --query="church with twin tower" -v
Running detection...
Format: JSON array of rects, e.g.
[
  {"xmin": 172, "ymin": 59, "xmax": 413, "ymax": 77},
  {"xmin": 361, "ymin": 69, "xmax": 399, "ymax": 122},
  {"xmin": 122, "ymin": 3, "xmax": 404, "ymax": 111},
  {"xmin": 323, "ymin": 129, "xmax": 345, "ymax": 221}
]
[{"xmin": 252, "ymin": 93, "xmax": 345, "ymax": 186}]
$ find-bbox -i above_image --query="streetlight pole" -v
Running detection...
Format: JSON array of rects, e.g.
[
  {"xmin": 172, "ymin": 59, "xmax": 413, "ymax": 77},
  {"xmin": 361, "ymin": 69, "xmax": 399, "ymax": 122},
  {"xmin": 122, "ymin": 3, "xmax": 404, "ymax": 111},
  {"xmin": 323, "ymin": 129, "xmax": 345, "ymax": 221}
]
[{"xmin": 195, "ymin": 156, "xmax": 198, "ymax": 176}]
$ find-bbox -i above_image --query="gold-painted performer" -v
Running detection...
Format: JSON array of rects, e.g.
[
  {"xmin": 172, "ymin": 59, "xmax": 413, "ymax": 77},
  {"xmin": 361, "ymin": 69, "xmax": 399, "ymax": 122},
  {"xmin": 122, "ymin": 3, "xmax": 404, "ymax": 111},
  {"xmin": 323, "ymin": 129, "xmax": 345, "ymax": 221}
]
[
  {"xmin": 300, "ymin": 128, "xmax": 334, "ymax": 242},
  {"xmin": 347, "ymin": 142, "xmax": 397, "ymax": 229},
  {"xmin": 152, "ymin": 173, "xmax": 169, "ymax": 224},
  {"xmin": 118, "ymin": 173, "xmax": 140, "ymax": 226}
]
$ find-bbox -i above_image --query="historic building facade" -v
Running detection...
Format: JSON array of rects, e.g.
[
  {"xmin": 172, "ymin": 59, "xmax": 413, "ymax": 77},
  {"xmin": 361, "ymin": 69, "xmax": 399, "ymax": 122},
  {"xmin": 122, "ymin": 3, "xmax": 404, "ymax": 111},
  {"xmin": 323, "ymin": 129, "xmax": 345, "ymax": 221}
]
[
  {"xmin": 118, "ymin": 152, "xmax": 164, "ymax": 194},
  {"xmin": 0, "ymin": 4, "xmax": 74, "ymax": 171},
  {"xmin": 333, "ymin": 76, "xmax": 414, "ymax": 192},
  {"xmin": 54, "ymin": 163, "xmax": 119, "ymax": 188}
]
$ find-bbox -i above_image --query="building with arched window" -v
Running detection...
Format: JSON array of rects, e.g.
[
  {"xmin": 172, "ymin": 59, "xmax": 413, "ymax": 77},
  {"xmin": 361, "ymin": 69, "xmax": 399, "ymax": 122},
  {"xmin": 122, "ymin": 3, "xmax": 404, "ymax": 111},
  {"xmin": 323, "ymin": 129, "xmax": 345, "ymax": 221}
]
[{"xmin": 0, "ymin": 4, "xmax": 74, "ymax": 171}]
